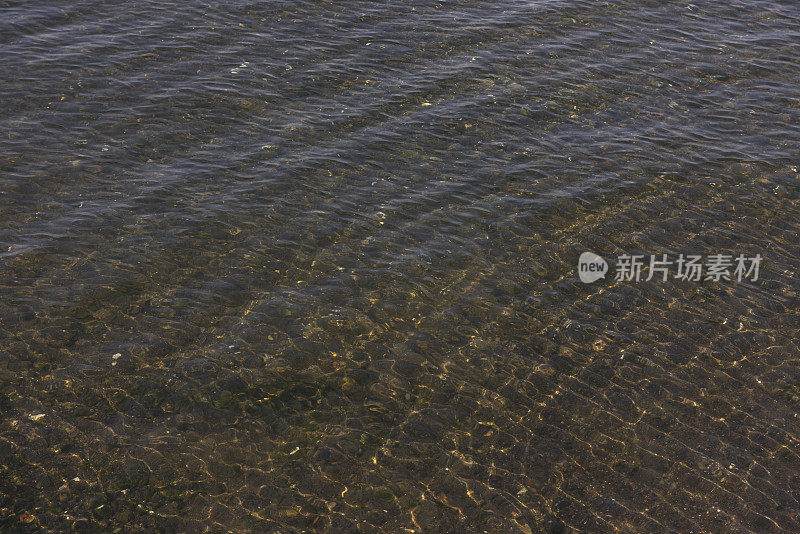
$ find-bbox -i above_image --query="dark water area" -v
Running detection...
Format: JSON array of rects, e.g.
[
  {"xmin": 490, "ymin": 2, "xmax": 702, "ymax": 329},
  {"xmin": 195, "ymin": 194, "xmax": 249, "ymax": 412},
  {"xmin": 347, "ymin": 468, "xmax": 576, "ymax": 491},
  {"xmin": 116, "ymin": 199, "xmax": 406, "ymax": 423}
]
[{"xmin": 1, "ymin": 0, "xmax": 800, "ymax": 531}]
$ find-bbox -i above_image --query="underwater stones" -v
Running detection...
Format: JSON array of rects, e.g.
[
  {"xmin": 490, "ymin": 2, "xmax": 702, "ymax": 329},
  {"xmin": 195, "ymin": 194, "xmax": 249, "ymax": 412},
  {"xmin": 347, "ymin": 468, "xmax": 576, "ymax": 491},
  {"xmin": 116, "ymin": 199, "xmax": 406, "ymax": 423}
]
[
  {"xmin": 263, "ymin": 357, "xmax": 289, "ymax": 371},
  {"xmin": 402, "ymin": 416, "xmax": 441, "ymax": 442},
  {"xmin": 109, "ymin": 352, "xmax": 137, "ymax": 372},
  {"xmin": 283, "ymin": 348, "xmax": 309, "ymax": 370},
  {"xmin": 242, "ymin": 353, "xmax": 265, "ymax": 368},
  {"xmin": 18, "ymin": 307, "xmax": 36, "ymax": 322},
  {"xmin": 546, "ymin": 516, "xmax": 567, "ymax": 534},
  {"xmin": 341, "ymin": 377, "xmax": 358, "ymax": 396},
  {"xmin": 221, "ymin": 375, "xmax": 247, "ymax": 395},
  {"xmin": 348, "ymin": 368, "xmax": 377, "ymax": 387},
  {"xmin": 392, "ymin": 359, "xmax": 422, "ymax": 378},
  {"xmin": 173, "ymin": 357, "xmax": 216, "ymax": 376}
]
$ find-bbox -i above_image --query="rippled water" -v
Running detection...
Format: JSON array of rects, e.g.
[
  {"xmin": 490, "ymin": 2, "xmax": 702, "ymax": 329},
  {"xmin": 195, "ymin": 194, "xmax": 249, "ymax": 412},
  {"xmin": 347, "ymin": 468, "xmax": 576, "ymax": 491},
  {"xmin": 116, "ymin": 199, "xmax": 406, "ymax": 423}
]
[{"xmin": 1, "ymin": 0, "xmax": 799, "ymax": 531}]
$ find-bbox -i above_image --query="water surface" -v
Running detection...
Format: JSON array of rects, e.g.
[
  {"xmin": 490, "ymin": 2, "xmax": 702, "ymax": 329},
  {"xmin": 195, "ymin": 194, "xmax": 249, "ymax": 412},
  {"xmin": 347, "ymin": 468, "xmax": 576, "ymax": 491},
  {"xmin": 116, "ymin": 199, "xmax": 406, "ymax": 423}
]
[{"xmin": 1, "ymin": 0, "xmax": 799, "ymax": 531}]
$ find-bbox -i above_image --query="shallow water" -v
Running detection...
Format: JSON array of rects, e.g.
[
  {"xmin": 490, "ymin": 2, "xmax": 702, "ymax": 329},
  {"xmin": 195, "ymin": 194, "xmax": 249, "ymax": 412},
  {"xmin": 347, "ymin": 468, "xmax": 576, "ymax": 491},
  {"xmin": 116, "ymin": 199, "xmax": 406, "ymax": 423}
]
[{"xmin": 1, "ymin": 0, "xmax": 799, "ymax": 531}]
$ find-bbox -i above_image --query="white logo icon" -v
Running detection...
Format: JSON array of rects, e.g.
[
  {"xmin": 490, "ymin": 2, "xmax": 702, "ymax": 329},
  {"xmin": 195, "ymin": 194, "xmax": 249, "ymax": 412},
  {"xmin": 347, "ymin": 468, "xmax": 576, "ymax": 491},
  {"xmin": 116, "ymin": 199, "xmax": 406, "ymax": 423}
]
[{"xmin": 578, "ymin": 252, "xmax": 608, "ymax": 283}]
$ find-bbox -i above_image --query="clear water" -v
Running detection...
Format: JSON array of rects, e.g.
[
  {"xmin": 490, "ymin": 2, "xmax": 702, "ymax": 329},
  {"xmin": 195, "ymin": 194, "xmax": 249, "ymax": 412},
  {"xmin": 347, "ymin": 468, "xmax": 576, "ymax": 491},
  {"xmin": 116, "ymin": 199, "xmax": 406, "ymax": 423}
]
[{"xmin": 1, "ymin": 0, "xmax": 799, "ymax": 531}]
